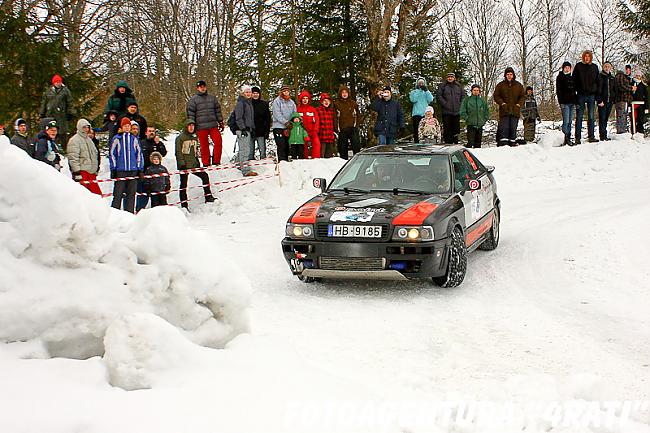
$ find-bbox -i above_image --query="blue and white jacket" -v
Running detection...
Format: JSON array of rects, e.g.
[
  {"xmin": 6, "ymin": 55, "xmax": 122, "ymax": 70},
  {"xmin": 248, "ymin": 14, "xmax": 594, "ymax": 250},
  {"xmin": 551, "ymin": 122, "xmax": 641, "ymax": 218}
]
[{"xmin": 109, "ymin": 132, "xmax": 143, "ymax": 172}]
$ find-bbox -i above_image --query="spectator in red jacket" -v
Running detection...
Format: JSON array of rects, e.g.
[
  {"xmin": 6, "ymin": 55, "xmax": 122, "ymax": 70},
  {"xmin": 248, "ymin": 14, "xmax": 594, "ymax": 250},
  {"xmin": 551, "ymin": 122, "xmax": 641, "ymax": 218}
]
[
  {"xmin": 316, "ymin": 93, "xmax": 336, "ymax": 158},
  {"xmin": 297, "ymin": 90, "xmax": 321, "ymax": 158}
]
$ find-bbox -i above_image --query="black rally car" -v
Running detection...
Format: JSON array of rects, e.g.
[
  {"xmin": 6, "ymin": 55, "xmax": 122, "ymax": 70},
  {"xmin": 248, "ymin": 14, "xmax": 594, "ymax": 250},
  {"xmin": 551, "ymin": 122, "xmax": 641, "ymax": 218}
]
[{"xmin": 281, "ymin": 145, "xmax": 500, "ymax": 287}]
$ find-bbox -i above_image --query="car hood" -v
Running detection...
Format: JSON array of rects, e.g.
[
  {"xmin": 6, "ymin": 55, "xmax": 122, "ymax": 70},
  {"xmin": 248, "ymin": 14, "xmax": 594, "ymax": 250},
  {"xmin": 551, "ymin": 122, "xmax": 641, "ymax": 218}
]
[{"xmin": 315, "ymin": 192, "xmax": 446, "ymax": 224}]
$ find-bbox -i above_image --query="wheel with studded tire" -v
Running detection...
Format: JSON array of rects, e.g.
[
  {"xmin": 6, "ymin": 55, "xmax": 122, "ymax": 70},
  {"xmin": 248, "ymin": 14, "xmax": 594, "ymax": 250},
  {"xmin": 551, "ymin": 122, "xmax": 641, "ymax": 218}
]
[
  {"xmin": 432, "ymin": 227, "xmax": 467, "ymax": 288},
  {"xmin": 479, "ymin": 207, "xmax": 500, "ymax": 251},
  {"xmin": 297, "ymin": 275, "xmax": 319, "ymax": 283}
]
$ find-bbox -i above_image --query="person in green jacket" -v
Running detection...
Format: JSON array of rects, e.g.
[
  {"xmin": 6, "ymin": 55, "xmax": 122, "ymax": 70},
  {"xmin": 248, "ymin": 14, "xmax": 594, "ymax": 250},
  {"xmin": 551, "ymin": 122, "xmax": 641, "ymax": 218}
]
[
  {"xmin": 287, "ymin": 112, "xmax": 310, "ymax": 160},
  {"xmin": 175, "ymin": 119, "xmax": 215, "ymax": 210},
  {"xmin": 104, "ymin": 80, "xmax": 137, "ymax": 118},
  {"xmin": 39, "ymin": 74, "xmax": 74, "ymax": 146},
  {"xmin": 459, "ymin": 84, "xmax": 490, "ymax": 149}
]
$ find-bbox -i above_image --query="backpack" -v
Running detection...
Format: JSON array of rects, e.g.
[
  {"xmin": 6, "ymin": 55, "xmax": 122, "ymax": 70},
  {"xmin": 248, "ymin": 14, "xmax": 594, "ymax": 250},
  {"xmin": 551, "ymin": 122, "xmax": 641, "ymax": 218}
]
[{"xmin": 227, "ymin": 111, "xmax": 237, "ymax": 134}]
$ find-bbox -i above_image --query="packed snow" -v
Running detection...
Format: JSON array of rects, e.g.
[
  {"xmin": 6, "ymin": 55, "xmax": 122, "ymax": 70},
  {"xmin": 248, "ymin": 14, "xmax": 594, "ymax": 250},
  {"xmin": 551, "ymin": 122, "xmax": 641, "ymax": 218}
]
[{"xmin": 1, "ymin": 128, "xmax": 649, "ymax": 432}]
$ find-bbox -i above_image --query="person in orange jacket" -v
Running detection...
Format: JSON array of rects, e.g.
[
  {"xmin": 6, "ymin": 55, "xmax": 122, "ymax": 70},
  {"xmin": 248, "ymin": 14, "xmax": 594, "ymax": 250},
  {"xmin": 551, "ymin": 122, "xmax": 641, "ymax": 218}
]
[{"xmin": 297, "ymin": 90, "xmax": 321, "ymax": 158}]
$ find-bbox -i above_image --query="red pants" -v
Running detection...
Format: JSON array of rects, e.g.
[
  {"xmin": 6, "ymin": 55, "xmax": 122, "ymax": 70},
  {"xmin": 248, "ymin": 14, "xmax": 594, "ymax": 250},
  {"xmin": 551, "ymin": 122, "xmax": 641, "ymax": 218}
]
[
  {"xmin": 303, "ymin": 133, "xmax": 321, "ymax": 159},
  {"xmin": 80, "ymin": 171, "xmax": 102, "ymax": 195},
  {"xmin": 197, "ymin": 128, "xmax": 223, "ymax": 166}
]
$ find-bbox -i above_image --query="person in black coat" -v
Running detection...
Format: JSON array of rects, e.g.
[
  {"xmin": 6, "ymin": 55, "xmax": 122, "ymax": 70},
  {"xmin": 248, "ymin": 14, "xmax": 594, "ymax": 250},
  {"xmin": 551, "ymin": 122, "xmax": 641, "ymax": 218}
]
[
  {"xmin": 370, "ymin": 86, "xmax": 405, "ymax": 145},
  {"xmin": 572, "ymin": 50, "xmax": 600, "ymax": 143},
  {"xmin": 632, "ymin": 72, "xmax": 649, "ymax": 134},
  {"xmin": 250, "ymin": 86, "xmax": 271, "ymax": 159},
  {"xmin": 556, "ymin": 61, "xmax": 577, "ymax": 146},
  {"xmin": 120, "ymin": 102, "xmax": 148, "ymax": 140},
  {"xmin": 596, "ymin": 62, "xmax": 615, "ymax": 141},
  {"xmin": 136, "ymin": 126, "xmax": 168, "ymax": 211},
  {"xmin": 144, "ymin": 151, "xmax": 171, "ymax": 207}
]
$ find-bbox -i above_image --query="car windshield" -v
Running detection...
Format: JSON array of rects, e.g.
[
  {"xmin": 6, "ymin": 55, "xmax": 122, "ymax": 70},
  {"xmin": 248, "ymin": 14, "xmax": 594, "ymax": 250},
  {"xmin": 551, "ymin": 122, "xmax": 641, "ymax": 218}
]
[{"xmin": 328, "ymin": 154, "xmax": 451, "ymax": 194}]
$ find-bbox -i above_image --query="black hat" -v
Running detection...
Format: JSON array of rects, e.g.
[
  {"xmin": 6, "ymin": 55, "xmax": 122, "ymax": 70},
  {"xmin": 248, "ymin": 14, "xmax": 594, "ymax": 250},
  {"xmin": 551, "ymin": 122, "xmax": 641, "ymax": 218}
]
[
  {"xmin": 46, "ymin": 120, "xmax": 58, "ymax": 130},
  {"xmin": 625, "ymin": 64, "xmax": 632, "ymax": 69},
  {"xmin": 382, "ymin": 85, "xmax": 392, "ymax": 92},
  {"xmin": 562, "ymin": 61, "xmax": 572, "ymax": 68},
  {"xmin": 15, "ymin": 118, "xmax": 26, "ymax": 127},
  {"xmin": 526, "ymin": 86, "xmax": 533, "ymax": 92},
  {"xmin": 251, "ymin": 86, "xmax": 261, "ymax": 94},
  {"xmin": 196, "ymin": 80, "xmax": 207, "ymax": 87},
  {"xmin": 471, "ymin": 84, "xmax": 481, "ymax": 90},
  {"xmin": 127, "ymin": 101, "xmax": 138, "ymax": 108}
]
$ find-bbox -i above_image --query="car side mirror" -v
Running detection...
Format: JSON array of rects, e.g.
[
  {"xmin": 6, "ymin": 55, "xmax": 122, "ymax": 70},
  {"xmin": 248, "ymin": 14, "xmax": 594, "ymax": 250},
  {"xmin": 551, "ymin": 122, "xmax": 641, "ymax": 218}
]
[
  {"xmin": 465, "ymin": 178, "xmax": 481, "ymax": 191},
  {"xmin": 313, "ymin": 178, "xmax": 327, "ymax": 192},
  {"xmin": 486, "ymin": 165, "xmax": 495, "ymax": 173}
]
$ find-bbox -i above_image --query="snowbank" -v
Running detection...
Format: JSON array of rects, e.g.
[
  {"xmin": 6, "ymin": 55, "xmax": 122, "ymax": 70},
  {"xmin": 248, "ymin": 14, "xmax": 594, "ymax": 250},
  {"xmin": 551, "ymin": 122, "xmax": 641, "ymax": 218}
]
[{"xmin": 0, "ymin": 145, "xmax": 251, "ymax": 360}]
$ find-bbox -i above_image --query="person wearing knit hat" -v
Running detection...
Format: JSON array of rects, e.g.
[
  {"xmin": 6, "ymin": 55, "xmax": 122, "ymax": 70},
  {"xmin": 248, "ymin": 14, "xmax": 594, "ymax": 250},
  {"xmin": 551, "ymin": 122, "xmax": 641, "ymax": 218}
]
[
  {"xmin": 144, "ymin": 151, "xmax": 171, "ymax": 208},
  {"xmin": 437, "ymin": 72, "xmax": 465, "ymax": 144},
  {"xmin": 234, "ymin": 84, "xmax": 257, "ymax": 176},
  {"xmin": 556, "ymin": 61, "xmax": 576, "ymax": 145},
  {"xmin": 104, "ymin": 80, "xmax": 137, "ymax": 118},
  {"xmin": 250, "ymin": 86, "xmax": 271, "ymax": 160},
  {"xmin": 10, "ymin": 118, "xmax": 33, "ymax": 156},
  {"xmin": 109, "ymin": 115, "xmax": 143, "ymax": 213},
  {"xmin": 334, "ymin": 84, "xmax": 361, "ymax": 159},
  {"xmin": 460, "ymin": 84, "xmax": 489, "ymax": 148},
  {"xmin": 521, "ymin": 85, "xmax": 541, "ymax": 143},
  {"xmin": 130, "ymin": 120, "xmax": 140, "ymax": 138},
  {"xmin": 493, "ymin": 67, "xmax": 526, "ymax": 146},
  {"xmin": 417, "ymin": 105, "xmax": 442, "ymax": 144},
  {"xmin": 316, "ymin": 92, "xmax": 336, "ymax": 157},
  {"xmin": 597, "ymin": 61, "xmax": 615, "ymax": 141},
  {"xmin": 39, "ymin": 73, "xmax": 74, "ymax": 147},
  {"xmin": 272, "ymin": 85, "xmax": 297, "ymax": 161}
]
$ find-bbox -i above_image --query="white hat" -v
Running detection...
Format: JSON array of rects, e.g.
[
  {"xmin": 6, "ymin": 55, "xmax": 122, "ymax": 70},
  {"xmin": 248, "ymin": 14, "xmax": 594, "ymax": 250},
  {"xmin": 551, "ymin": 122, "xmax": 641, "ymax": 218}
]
[{"xmin": 425, "ymin": 106, "xmax": 435, "ymax": 114}]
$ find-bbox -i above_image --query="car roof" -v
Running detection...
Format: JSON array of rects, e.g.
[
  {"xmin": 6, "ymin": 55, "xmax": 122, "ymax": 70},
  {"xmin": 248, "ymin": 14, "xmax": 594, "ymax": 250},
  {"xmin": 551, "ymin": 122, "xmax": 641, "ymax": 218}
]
[{"xmin": 360, "ymin": 144, "xmax": 466, "ymax": 155}]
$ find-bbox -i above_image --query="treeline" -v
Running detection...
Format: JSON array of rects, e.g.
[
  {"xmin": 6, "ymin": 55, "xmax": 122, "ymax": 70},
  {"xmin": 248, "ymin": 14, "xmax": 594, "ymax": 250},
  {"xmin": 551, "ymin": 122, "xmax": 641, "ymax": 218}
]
[{"xmin": 0, "ymin": 0, "xmax": 647, "ymax": 131}]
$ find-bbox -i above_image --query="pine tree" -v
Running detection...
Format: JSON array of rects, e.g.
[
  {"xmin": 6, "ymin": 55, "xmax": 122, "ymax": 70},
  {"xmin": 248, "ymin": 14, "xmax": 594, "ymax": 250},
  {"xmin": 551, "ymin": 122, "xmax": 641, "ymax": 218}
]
[{"xmin": 619, "ymin": 0, "xmax": 650, "ymax": 67}]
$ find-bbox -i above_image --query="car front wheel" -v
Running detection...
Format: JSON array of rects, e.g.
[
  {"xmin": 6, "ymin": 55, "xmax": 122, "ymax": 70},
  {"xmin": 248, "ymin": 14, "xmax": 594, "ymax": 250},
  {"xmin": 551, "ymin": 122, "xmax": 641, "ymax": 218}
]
[{"xmin": 432, "ymin": 227, "xmax": 467, "ymax": 288}]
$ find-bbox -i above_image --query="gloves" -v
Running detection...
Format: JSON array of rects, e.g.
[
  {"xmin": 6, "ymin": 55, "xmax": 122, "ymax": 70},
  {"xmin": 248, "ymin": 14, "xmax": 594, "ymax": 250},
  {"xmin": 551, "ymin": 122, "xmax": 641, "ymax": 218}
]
[
  {"xmin": 240, "ymin": 130, "xmax": 249, "ymax": 138},
  {"xmin": 73, "ymin": 171, "xmax": 82, "ymax": 182},
  {"xmin": 283, "ymin": 129, "xmax": 290, "ymax": 137},
  {"xmin": 421, "ymin": 85, "xmax": 428, "ymax": 92},
  {"xmin": 93, "ymin": 127, "xmax": 102, "ymax": 132},
  {"xmin": 138, "ymin": 171, "xmax": 144, "ymax": 181},
  {"xmin": 218, "ymin": 121, "xmax": 225, "ymax": 132}
]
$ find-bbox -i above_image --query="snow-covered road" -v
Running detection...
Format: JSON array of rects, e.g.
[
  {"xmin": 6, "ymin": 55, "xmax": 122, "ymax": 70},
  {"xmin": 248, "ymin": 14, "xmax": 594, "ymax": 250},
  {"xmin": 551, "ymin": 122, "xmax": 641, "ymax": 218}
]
[{"xmin": 2, "ymin": 131, "xmax": 650, "ymax": 433}]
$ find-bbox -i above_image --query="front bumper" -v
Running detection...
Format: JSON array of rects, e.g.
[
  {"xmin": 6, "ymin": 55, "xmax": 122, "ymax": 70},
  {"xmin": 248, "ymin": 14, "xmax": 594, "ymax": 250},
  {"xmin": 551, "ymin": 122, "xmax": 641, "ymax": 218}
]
[{"xmin": 281, "ymin": 237, "xmax": 450, "ymax": 280}]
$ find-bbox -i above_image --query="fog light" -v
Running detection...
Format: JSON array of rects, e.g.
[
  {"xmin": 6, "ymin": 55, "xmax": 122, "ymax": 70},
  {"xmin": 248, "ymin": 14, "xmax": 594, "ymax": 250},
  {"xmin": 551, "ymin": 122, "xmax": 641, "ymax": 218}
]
[
  {"xmin": 389, "ymin": 261, "xmax": 407, "ymax": 270},
  {"xmin": 302, "ymin": 226, "xmax": 313, "ymax": 237}
]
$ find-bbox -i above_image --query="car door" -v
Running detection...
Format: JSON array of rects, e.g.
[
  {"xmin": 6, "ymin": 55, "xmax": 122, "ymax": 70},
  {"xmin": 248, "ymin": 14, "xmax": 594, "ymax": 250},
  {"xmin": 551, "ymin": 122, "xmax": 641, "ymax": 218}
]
[
  {"xmin": 451, "ymin": 151, "xmax": 480, "ymax": 227},
  {"xmin": 461, "ymin": 150, "xmax": 495, "ymax": 223}
]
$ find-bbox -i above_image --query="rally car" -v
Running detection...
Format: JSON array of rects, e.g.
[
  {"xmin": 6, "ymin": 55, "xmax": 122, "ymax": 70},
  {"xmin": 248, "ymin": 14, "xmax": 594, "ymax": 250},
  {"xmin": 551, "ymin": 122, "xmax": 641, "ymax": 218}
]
[{"xmin": 281, "ymin": 145, "xmax": 500, "ymax": 287}]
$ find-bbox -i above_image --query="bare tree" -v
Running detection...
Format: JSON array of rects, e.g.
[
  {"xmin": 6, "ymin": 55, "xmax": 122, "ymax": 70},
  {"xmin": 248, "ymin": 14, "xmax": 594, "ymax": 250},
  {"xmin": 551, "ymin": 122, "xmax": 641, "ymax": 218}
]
[
  {"xmin": 461, "ymin": 0, "xmax": 509, "ymax": 97},
  {"xmin": 584, "ymin": 0, "xmax": 628, "ymax": 66},
  {"xmin": 508, "ymin": 0, "xmax": 541, "ymax": 85},
  {"xmin": 536, "ymin": 0, "xmax": 576, "ymax": 108}
]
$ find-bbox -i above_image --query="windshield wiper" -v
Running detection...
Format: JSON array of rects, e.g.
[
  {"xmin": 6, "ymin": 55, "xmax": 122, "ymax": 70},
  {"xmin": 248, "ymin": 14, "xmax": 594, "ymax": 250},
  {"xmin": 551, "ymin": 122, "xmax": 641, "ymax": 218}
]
[
  {"xmin": 371, "ymin": 188, "xmax": 427, "ymax": 195},
  {"xmin": 329, "ymin": 187, "xmax": 370, "ymax": 194}
]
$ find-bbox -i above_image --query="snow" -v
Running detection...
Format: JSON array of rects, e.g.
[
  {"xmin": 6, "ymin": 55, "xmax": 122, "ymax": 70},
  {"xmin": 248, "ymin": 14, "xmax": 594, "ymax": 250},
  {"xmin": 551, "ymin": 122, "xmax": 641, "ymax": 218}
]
[
  {"xmin": 0, "ymin": 144, "xmax": 251, "ymax": 360},
  {"xmin": 1, "ymin": 129, "xmax": 650, "ymax": 432}
]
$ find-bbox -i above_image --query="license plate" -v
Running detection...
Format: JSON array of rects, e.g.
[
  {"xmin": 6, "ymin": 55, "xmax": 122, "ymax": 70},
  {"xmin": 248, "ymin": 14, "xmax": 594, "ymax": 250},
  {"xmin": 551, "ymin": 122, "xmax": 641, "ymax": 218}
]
[{"xmin": 327, "ymin": 225, "xmax": 382, "ymax": 238}]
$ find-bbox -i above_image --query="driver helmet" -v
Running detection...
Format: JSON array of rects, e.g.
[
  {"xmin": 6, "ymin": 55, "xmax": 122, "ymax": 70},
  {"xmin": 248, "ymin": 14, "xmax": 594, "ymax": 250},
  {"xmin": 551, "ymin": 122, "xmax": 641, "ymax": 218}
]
[{"xmin": 375, "ymin": 159, "xmax": 394, "ymax": 181}]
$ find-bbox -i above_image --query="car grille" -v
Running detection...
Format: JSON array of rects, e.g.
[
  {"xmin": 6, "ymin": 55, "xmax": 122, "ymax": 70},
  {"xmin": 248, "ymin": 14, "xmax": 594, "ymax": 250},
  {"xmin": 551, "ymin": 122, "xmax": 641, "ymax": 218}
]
[
  {"xmin": 319, "ymin": 257, "xmax": 386, "ymax": 271},
  {"xmin": 315, "ymin": 223, "xmax": 390, "ymax": 241}
]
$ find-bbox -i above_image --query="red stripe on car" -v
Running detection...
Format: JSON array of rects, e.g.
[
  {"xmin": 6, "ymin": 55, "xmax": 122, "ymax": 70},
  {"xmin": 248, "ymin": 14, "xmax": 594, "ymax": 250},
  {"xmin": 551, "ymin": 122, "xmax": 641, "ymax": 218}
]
[
  {"xmin": 291, "ymin": 201, "xmax": 322, "ymax": 224},
  {"xmin": 465, "ymin": 213, "xmax": 494, "ymax": 246},
  {"xmin": 392, "ymin": 201, "xmax": 438, "ymax": 225}
]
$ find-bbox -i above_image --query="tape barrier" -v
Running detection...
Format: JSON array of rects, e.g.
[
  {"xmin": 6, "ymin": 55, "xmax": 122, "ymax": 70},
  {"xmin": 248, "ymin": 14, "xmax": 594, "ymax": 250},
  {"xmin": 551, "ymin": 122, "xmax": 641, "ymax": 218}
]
[
  {"xmin": 101, "ymin": 173, "xmax": 277, "ymax": 198},
  {"xmin": 82, "ymin": 157, "xmax": 277, "ymax": 184},
  {"xmin": 166, "ymin": 174, "xmax": 276, "ymax": 207}
]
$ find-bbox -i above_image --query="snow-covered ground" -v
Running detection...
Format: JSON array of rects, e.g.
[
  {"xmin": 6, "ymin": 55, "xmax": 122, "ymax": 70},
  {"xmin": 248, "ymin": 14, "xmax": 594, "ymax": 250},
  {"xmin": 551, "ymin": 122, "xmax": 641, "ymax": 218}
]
[{"xmin": 1, "ymin": 129, "xmax": 649, "ymax": 432}]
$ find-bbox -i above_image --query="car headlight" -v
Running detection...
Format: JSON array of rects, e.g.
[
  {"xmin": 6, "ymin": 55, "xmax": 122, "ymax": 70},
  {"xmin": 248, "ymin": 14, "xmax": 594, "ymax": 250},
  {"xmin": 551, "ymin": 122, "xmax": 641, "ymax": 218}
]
[
  {"xmin": 392, "ymin": 226, "xmax": 434, "ymax": 241},
  {"xmin": 286, "ymin": 223, "xmax": 314, "ymax": 239}
]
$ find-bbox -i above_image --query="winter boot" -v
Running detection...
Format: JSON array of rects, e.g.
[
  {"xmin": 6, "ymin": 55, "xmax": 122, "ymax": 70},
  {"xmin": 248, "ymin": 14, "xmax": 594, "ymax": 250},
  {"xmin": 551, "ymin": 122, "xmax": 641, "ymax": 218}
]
[
  {"xmin": 205, "ymin": 195, "xmax": 216, "ymax": 203},
  {"xmin": 587, "ymin": 137, "xmax": 598, "ymax": 143}
]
